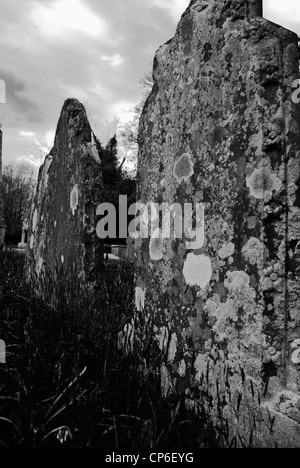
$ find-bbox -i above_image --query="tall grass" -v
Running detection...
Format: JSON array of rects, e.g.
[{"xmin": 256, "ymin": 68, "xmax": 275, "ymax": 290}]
[{"xmin": 0, "ymin": 250, "xmax": 218, "ymax": 448}]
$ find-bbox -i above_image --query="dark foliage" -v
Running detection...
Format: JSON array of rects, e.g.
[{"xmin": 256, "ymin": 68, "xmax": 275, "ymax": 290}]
[
  {"xmin": 99, "ymin": 136, "xmax": 136, "ymax": 246},
  {"xmin": 2, "ymin": 167, "xmax": 35, "ymax": 245},
  {"xmin": 0, "ymin": 251, "xmax": 219, "ymax": 448}
]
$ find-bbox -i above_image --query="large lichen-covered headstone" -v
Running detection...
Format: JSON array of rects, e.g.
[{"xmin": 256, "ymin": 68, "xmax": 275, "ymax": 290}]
[
  {"xmin": 135, "ymin": 0, "xmax": 300, "ymax": 446},
  {"xmin": 26, "ymin": 99, "xmax": 104, "ymax": 299}
]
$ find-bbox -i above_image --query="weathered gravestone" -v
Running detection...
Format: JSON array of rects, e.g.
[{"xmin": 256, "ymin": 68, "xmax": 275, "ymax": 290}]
[
  {"xmin": 26, "ymin": 98, "xmax": 104, "ymax": 299},
  {"xmin": 135, "ymin": 0, "xmax": 300, "ymax": 447}
]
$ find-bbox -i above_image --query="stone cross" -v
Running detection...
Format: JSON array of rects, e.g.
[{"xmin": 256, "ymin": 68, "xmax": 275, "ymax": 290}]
[{"xmin": 18, "ymin": 219, "xmax": 28, "ymax": 249}]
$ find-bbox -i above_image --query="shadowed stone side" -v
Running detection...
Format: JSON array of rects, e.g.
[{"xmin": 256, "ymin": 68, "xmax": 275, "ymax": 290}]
[
  {"xmin": 26, "ymin": 98, "xmax": 104, "ymax": 299},
  {"xmin": 135, "ymin": 0, "xmax": 300, "ymax": 446}
]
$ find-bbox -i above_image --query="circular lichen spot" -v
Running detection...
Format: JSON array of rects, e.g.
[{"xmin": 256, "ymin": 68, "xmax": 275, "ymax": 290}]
[
  {"xmin": 173, "ymin": 153, "xmax": 194, "ymax": 184},
  {"xmin": 183, "ymin": 253, "xmax": 212, "ymax": 288},
  {"xmin": 70, "ymin": 185, "xmax": 79, "ymax": 216},
  {"xmin": 242, "ymin": 237, "xmax": 265, "ymax": 269},
  {"xmin": 218, "ymin": 242, "xmax": 235, "ymax": 260},
  {"xmin": 246, "ymin": 166, "xmax": 282, "ymax": 199},
  {"xmin": 253, "ymin": 171, "xmax": 273, "ymax": 192},
  {"xmin": 224, "ymin": 270, "xmax": 250, "ymax": 292}
]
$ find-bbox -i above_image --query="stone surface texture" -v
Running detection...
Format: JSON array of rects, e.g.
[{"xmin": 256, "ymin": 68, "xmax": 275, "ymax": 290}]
[
  {"xmin": 26, "ymin": 99, "xmax": 104, "ymax": 297},
  {"xmin": 135, "ymin": 0, "xmax": 300, "ymax": 447}
]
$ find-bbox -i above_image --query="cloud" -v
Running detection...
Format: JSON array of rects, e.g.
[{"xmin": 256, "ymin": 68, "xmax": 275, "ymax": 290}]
[
  {"xmin": 0, "ymin": 80, "xmax": 5, "ymax": 104},
  {"xmin": 1, "ymin": 0, "xmax": 299, "ymax": 168},
  {"xmin": 0, "ymin": 70, "xmax": 38, "ymax": 124},
  {"xmin": 264, "ymin": 0, "xmax": 300, "ymax": 15},
  {"xmin": 30, "ymin": 0, "xmax": 109, "ymax": 39},
  {"xmin": 1, "ymin": 0, "xmax": 189, "ymax": 166},
  {"xmin": 151, "ymin": 0, "xmax": 190, "ymax": 22},
  {"xmin": 19, "ymin": 131, "xmax": 35, "ymax": 137},
  {"xmin": 111, "ymin": 100, "xmax": 136, "ymax": 123},
  {"xmin": 264, "ymin": 0, "xmax": 300, "ymax": 34},
  {"xmin": 101, "ymin": 54, "xmax": 125, "ymax": 67}
]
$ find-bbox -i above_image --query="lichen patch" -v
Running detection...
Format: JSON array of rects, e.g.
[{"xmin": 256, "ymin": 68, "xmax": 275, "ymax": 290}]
[
  {"xmin": 194, "ymin": 353, "xmax": 210, "ymax": 382},
  {"xmin": 70, "ymin": 185, "xmax": 79, "ymax": 216},
  {"xmin": 224, "ymin": 270, "xmax": 250, "ymax": 292},
  {"xmin": 32, "ymin": 209, "xmax": 38, "ymax": 232},
  {"xmin": 157, "ymin": 327, "xmax": 169, "ymax": 351},
  {"xmin": 135, "ymin": 287, "xmax": 145, "ymax": 311},
  {"xmin": 183, "ymin": 253, "xmax": 212, "ymax": 288},
  {"xmin": 178, "ymin": 359, "xmax": 186, "ymax": 377},
  {"xmin": 218, "ymin": 242, "xmax": 235, "ymax": 260},
  {"xmin": 168, "ymin": 333, "xmax": 177, "ymax": 362},
  {"xmin": 242, "ymin": 237, "xmax": 265, "ymax": 269},
  {"xmin": 173, "ymin": 153, "xmax": 194, "ymax": 184},
  {"xmin": 246, "ymin": 166, "xmax": 282, "ymax": 199}
]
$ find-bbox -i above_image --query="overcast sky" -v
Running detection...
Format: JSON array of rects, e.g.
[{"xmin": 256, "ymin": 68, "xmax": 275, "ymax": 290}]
[{"xmin": 0, "ymin": 0, "xmax": 300, "ymax": 165}]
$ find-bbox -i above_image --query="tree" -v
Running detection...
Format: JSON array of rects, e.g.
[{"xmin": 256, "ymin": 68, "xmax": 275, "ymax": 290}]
[
  {"xmin": 13, "ymin": 159, "xmax": 39, "ymax": 182},
  {"xmin": 22, "ymin": 133, "xmax": 53, "ymax": 168},
  {"xmin": 101, "ymin": 135, "xmax": 122, "ymax": 188},
  {"xmin": 2, "ymin": 165, "xmax": 35, "ymax": 245},
  {"xmin": 117, "ymin": 72, "xmax": 154, "ymax": 175},
  {"xmin": 95, "ymin": 72, "xmax": 154, "ymax": 242},
  {"xmin": 88, "ymin": 113, "xmax": 120, "ymax": 147},
  {"xmin": 99, "ymin": 136, "xmax": 136, "ymax": 245}
]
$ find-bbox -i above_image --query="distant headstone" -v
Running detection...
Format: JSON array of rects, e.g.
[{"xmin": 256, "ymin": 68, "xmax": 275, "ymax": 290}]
[
  {"xmin": 111, "ymin": 244, "xmax": 127, "ymax": 260},
  {"xmin": 18, "ymin": 219, "xmax": 28, "ymax": 249},
  {"xmin": 26, "ymin": 99, "xmax": 104, "ymax": 298},
  {"xmin": 135, "ymin": 0, "xmax": 300, "ymax": 447},
  {"xmin": 126, "ymin": 236, "xmax": 135, "ymax": 262}
]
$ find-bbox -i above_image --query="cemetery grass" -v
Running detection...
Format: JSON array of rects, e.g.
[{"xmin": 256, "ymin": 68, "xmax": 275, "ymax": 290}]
[{"xmin": 0, "ymin": 250, "xmax": 225, "ymax": 448}]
